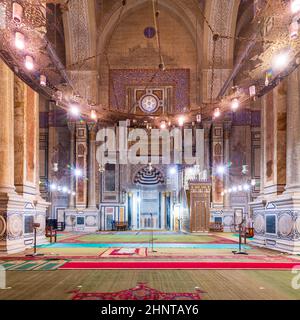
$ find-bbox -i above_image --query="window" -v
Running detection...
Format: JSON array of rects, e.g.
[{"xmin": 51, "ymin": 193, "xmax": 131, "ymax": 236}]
[{"xmin": 266, "ymin": 215, "xmax": 276, "ymax": 234}]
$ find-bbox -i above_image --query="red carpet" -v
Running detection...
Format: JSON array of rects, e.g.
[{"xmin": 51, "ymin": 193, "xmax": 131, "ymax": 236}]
[{"xmin": 59, "ymin": 261, "xmax": 300, "ymax": 270}]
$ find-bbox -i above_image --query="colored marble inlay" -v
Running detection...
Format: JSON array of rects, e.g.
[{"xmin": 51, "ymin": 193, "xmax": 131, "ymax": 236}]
[{"xmin": 109, "ymin": 69, "xmax": 190, "ymax": 112}]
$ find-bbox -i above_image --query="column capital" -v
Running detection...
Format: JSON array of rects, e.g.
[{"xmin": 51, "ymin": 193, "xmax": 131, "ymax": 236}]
[
  {"xmin": 202, "ymin": 121, "xmax": 212, "ymax": 139},
  {"xmin": 202, "ymin": 120, "xmax": 212, "ymax": 130},
  {"xmin": 223, "ymin": 120, "xmax": 232, "ymax": 139},
  {"xmin": 87, "ymin": 122, "xmax": 98, "ymax": 141},
  {"xmin": 67, "ymin": 121, "xmax": 76, "ymax": 133}
]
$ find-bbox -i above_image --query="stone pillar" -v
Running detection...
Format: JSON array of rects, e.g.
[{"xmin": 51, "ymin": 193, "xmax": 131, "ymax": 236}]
[
  {"xmin": 87, "ymin": 122, "xmax": 97, "ymax": 208},
  {"xmin": 67, "ymin": 121, "xmax": 76, "ymax": 208},
  {"xmin": 223, "ymin": 121, "xmax": 231, "ymax": 208},
  {"xmin": 0, "ymin": 60, "xmax": 48, "ymax": 253},
  {"xmin": 250, "ymin": 73, "xmax": 300, "ymax": 254},
  {"xmin": 261, "ymin": 82, "xmax": 287, "ymax": 196},
  {"xmin": 259, "ymin": 101, "xmax": 265, "ymax": 197},
  {"xmin": 285, "ymin": 70, "xmax": 300, "ymax": 194},
  {"xmin": 0, "ymin": 60, "xmax": 15, "ymax": 194},
  {"xmin": 0, "ymin": 60, "xmax": 25, "ymax": 254},
  {"xmin": 13, "ymin": 76, "xmax": 40, "ymax": 196},
  {"xmin": 202, "ymin": 121, "xmax": 211, "ymax": 176},
  {"xmin": 211, "ymin": 122, "xmax": 224, "ymax": 208},
  {"xmin": 75, "ymin": 121, "xmax": 88, "ymax": 208}
]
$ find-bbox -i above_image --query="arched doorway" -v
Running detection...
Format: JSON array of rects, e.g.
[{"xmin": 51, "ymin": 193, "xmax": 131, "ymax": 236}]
[{"xmin": 133, "ymin": 166, "xmax": 166, "ymax": 230}]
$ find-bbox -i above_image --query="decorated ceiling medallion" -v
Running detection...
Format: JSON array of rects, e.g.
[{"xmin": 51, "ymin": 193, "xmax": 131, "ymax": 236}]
[
  {"xmin": 139, "ymin": 94, "xmax": 159, "ymax": 113},
  {"xmin": 144, "ymin": 26, "xmax": 156, "ymax": 39}
]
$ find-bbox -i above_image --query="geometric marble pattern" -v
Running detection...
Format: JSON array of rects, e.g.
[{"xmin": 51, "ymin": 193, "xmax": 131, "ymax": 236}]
[{"xmin": 109, "ymin": 69, "xmax": 190, "ymax": 112}]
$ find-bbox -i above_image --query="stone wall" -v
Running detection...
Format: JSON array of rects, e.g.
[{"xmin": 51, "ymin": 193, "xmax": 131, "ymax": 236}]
[{"xmin": 99, "ymin": 4, "xmax": 198, "ymax": 109}]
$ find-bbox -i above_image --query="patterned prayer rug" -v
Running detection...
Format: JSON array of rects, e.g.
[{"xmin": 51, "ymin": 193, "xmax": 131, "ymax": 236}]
[
  {"xmin": 0, "ymin": 260, "xmax": 67, "ymax": 271},
  {"xmin": 100, "ymin": 248, "xmax": 148, "ymax": 258},
  {"xmin": 69, "ymin": 282, "xmax": 205, "ymax": 300}
]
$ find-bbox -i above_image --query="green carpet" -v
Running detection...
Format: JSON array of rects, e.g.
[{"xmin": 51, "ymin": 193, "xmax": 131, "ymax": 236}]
[
  {"xmin": 0, "ymin": 260, "xmax": 67, "ymax": 271},
  {"xmin": 64, "ymin": 233, "xmax": 226, "ymax": 243}
]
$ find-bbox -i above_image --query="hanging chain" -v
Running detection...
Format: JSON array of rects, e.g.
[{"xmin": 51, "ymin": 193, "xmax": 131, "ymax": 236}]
[{"xmin": 210, "ymin": 34, "xmax": 218, "ymax": 105}]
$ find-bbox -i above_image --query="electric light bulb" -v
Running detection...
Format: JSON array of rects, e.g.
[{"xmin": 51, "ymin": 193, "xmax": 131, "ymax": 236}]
[
  {"xmin": 90, "ymin": 109, "xmax": 97, "ymax": 120},
  {"xmin": 251, "ymin": 179, "xmax": 256, "ymax": 186},
  {"xmin": 50, "ymin": 183, "xmax": 57, "ymax": 191},
  {"xmin": 15, "ymin": 31, "xmax": 24, "ymax": 50},
  {"xmin": 265, "ymin": 73, "xmax": 270, "ymax": 86},
  {"xmin": 272, "ymin": 51, "xmax": 290, "ymax": 70},
  {"xmin": 216, "ymin": 165, "xmax": 226, "ymax": 175},
  {"xmin": 62, "ymin": 186, "xmax": 68, "ymax": 193},
  {"xmin": 249, "ymin": 85, "xmax": 256, "ymax": 98},
  {"xmin": 74, "ymin": 168, "xmax": 82, "ymax": 177},
  {"xmin": 243, "ymin": 184, "xmax": 250, "ymax": 191},
  {"xmin": 40, "ymin": 74, "xmax": 46, "ymax": 86},
  {"xmin": 178, "ymin": 116, "xmax": 185, "ymax": 127},
  {"xmin": 213, "ymin": 108, "xmax": 221, "ymax": 118},
  {"xmin": 25, "ymin": 55, "xmax": 34, "ymax": 70},
  {"xmin": 169, "ymin": 167, "xmax": 177, "ymax": 175},
  {"xmin": 70, "ymin": 104, "xmax": 80, "ymax": 117},
  {"xmin": 232, "ymin": 186, "xmax": 238, "ymax": 193},
  {"xmin": 291, "ymin": 0, "xmax": 300, "ymax": 14},
  {"xmin": 160, "ymin": 120, "xmax": 166, "ymax": 129},
  {"xmin": 238, "ymin": 185, "xmax": 243, "ymax": 191},
  {"xmin": 231, "ymin": 98, "xmax": 239, "ymax": 111}
]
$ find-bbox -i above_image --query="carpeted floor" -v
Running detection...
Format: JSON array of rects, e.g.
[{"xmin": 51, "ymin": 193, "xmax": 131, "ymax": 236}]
[
  {"xmin": 0, "ymin": 232, "xmax": 300, "ymax": 300},
  {"xmin": 0, "ymin": 259, "xmax": 67, "ymax": 271},
  {"xmin": 57, "ymin": 232, "xmax": 237, "ymax": 244},
  {"xmin": 0, "ymin": 269, "xmax": 299, "ymax": 300},
  {"xmin": 59, "ymin": 260, "xmax": 300, "ymax": 270}
]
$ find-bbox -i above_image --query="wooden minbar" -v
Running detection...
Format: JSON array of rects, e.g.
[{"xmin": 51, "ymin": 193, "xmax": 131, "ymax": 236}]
[{"xmin": 189, "ymin": 181, "xmax": 212, "ymax": 232}]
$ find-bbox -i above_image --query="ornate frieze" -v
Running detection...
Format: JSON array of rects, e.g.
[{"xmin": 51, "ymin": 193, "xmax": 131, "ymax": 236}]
[{"xmin": 253, "ymin": 209, "xmax": 300, "ymax": 241}]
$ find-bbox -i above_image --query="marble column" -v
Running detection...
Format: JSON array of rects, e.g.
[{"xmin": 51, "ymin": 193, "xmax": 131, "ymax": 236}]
[
  {"xmin": 13, "ymin": 77, "xmax": 40, "ymax": 196},
  {"xmin": 0, "ymin": 60, "xmax": 15, "ymax": 194},
  {"xmin": 260, "ymin": 82, "xmax": 287, "ymax": 196},
  {"xmin": 223, "ymin": 121, "xmax": 232, "ymax": 208},
  {"xmin": 0, "ymin": 60, "xmax": 24, "ymax": 253},
  {"xmin": 75, "ymin": 121, "xmax": 88, "ymax": 209},
  {"xmin": 250, "ymin": 72, "xmax": 300, "ymax": 254},
  {"xmin": 67, "ymin": 121, "xmax": 76, "ymax": 208},
  {"xmin": 87, "ymin": 122, "xmax": 97, "ymax": 209},
  {"xmin": 259, "ymin": 98, "xmax": 265, "ymax": 197},
  {"xmin": 285, "ymin": 69, "xmax": 300, "ymax": 194},
  {"xmin": 211, "ymin": 122, "xmax": 224, "ymax": 208},
  {"xmin": 202, "ymin": 121, "xmax": 211, "ymax": 178}
]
